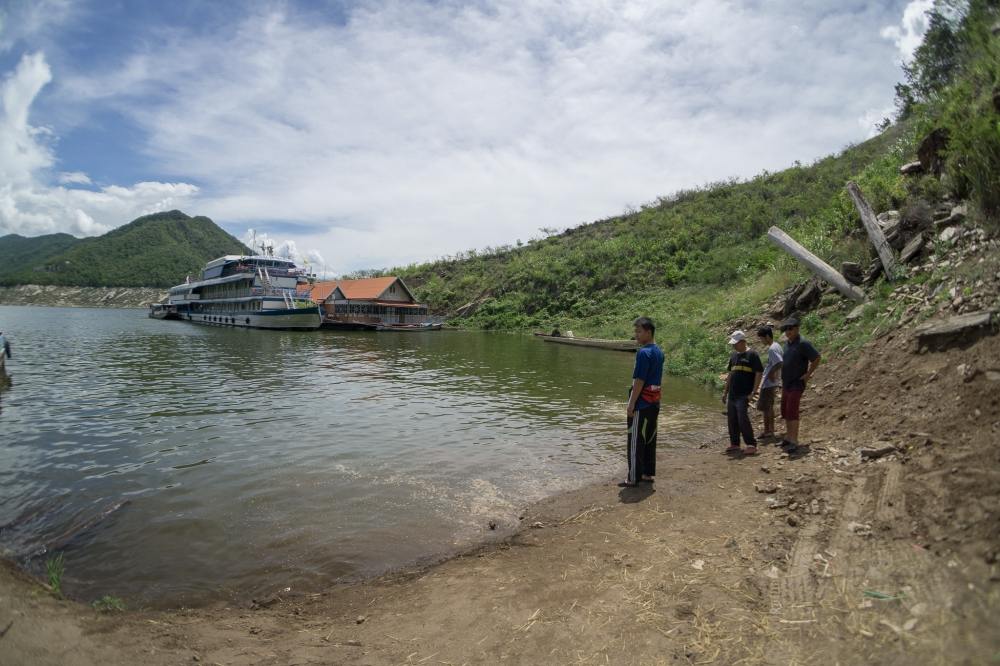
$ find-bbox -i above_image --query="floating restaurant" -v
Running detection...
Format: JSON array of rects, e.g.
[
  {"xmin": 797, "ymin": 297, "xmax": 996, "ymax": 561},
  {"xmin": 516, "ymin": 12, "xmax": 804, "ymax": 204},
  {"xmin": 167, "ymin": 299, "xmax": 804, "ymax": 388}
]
[{"xmin": 300, "ymin": 277, "xmax": 437, "ymax": 330}]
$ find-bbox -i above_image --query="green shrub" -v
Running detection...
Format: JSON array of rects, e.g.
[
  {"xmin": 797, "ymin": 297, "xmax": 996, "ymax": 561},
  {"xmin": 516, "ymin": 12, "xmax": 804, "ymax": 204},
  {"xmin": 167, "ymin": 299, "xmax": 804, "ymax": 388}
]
[
  {"xmin": 92, "ymin": 595, "xmax": 127, "ymax": 613},
  {"xmin": 46, "ymin": 553, "xmax": 65, "ymax": 598}
]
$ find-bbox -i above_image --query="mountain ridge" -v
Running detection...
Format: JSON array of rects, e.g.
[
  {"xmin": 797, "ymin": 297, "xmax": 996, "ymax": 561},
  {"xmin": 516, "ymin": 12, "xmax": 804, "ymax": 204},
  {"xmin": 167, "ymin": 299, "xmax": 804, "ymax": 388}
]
[{"xmin": 0, "ymin": 211, "xmax": 250, "ymax": 288}]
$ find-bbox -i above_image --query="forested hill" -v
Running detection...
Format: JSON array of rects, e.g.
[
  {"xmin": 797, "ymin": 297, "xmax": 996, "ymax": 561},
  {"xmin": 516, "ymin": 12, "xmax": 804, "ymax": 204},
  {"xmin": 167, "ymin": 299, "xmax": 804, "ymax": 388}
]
[
  {"xmin": 0, "ymin": 211, "xmax": 250, "ymax": 288},
  {"xmin": 395, "ymin": 124, "xmax": 909, "ymax": 332}
]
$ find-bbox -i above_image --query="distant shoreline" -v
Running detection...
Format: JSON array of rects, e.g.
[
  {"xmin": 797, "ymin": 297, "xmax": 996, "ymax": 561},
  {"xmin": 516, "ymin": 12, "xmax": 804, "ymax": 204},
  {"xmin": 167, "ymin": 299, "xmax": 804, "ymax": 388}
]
[{"xmin": 0, "ymin": 285, "xmax": 166, "ymax": 309}]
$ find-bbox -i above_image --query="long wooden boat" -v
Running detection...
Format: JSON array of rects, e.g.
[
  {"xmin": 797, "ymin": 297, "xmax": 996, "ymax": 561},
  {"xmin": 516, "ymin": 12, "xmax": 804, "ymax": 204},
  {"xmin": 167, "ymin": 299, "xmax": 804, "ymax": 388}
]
[
  {"xmin": 375, "ymin": 323, "xmax": 443, "ymax": 332},
  {"xmin": 536, "ymin": 334, "xmax": 637, "ymax": 352}
]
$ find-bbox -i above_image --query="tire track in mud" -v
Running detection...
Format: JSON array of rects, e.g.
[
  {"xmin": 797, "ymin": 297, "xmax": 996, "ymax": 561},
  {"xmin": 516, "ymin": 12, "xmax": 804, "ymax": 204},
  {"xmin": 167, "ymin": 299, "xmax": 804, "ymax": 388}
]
[
  {"xmin": 768, "ymin": 520, "xmax": 820, "ymax": 620},
  {"xmin": 867, "ymin": 462, "xmax": 951, "ymax": 608},
  {"xmin": 769, "ymin": 475, "xmax": 868, "ymax": 622}
]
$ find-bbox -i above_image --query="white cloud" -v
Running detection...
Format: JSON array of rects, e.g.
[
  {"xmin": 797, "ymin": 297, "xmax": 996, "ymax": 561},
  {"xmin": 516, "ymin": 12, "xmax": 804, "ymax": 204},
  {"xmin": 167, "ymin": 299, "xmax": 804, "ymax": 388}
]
[
  {"xmin": 857, "ymin": 104, "xmax": 896, "ymax": 138},
  {"xmin": 241, "ymin": 229, "xmax": 326, "ymax": 273},
  {"xmin": 58, "ymin": 171, "xmax": 91, "ymax": 184},
  {"xmin": 0, "ymin": 0, "xmax": 76, "ymax": 53},
  {"xmin": 20, "ymin": 2, "xmax": 911, "ymax": 269},
  {"xmin": 881, "ymin": 0, "xmax": 934, "ymax": 63},
  {"xmin": 0, "ymin": 51, "xmax": 198, "ymax": 238}
]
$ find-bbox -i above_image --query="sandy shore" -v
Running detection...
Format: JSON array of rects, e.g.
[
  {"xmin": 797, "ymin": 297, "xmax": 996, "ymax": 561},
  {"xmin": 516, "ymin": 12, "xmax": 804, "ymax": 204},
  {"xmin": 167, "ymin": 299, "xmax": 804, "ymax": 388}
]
[{"xmin": 2, "ymin": 323, "xmax": 999, "ymax": 665}]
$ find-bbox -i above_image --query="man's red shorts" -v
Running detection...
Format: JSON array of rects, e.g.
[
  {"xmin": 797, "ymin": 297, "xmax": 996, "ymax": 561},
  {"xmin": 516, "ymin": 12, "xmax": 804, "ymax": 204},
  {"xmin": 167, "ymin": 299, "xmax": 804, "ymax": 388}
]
[{"xmin": 781, "ymin": 388, "xmax": 804, "ymax": 421}]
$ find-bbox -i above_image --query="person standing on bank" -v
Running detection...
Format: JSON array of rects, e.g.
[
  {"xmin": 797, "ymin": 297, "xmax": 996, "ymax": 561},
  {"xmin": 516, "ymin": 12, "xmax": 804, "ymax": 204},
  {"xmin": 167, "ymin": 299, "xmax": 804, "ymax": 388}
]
[
  {"xmin": 0, "ymin": 330, "xmax": 8, "ymax": 373},
  {"xmin": 722, "ymin": 330, "xmax": 763, "ymax": 455},
  {"xmin": 621, "ymin": 317, "xmax": 664, "ymax": 488},
  {"xmin": 756, "ymin": 326, "xmax": 783, "ymax": 442},
  {"xmin": 779, "ymin": 318, "xmax": 821, "ymax": 453}
]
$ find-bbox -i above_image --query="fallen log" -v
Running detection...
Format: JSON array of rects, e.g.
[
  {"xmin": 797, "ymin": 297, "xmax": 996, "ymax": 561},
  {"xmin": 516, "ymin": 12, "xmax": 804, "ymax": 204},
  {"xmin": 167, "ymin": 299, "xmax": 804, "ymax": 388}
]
[
  {"xmin": 900, "ymin": 234, "xmax": 925, "ymax": 263},
  {"xmin": 861, "ymin": 445, "xmax": 898, "ymax": 460},
  {"xmin": 766, "ymin": 227, "xmax": 866, "ymax": 303},
  {"xmin": 846, "ymin": 182, "xmax": 898, "ymax": 281}
]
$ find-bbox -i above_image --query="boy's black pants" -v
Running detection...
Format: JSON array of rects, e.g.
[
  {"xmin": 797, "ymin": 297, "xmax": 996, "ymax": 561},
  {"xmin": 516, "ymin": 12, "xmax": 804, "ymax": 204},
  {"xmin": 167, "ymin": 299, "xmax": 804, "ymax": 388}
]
[{"xmin": 627, "ymin": 404, "xmax": 659, "ymax": 483}]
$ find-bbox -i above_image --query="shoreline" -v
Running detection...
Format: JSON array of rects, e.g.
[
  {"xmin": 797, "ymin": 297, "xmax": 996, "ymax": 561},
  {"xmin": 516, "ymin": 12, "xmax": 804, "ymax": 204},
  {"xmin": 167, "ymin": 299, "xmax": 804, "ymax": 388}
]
[
  {"xmin": 2, "ymin": 323, "xmax": 998, "ymax": 664},
  {"xmin": 0, "ymin": 453, "xmax": 641, "ymax": 612},
  {"xmin": 0, "ymin": 285, "xmax": 166, "ymax": 310}
]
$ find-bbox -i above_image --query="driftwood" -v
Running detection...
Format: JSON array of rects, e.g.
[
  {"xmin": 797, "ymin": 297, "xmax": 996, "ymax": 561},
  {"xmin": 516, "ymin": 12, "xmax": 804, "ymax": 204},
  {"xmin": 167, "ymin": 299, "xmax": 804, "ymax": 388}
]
[
  {"xmin": 861, "ymin": 445, "xmax": 898, "ymax": 460},
  {"xmin": 900, "ymin": 234, "xmax": 926, "ymax": 263},
  {"xmin": 846, "ymin": 182, "xmax": 898, "ymax": 281},
  {"xmin": 766, "ymin": 227, "xmax": 866, "ymax": 302}
]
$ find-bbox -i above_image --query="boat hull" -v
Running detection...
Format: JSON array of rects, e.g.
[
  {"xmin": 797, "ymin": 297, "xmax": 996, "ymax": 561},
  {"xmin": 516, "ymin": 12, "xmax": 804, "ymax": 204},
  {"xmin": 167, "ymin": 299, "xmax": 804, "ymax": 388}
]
[
  {"xmin": 537, "ymin": 335, "xmax": 637, "ymax": 352},
  {"xmin": 180, "ymin": 307, "xmax": 322, "ymax": 330},
  {"xmin": 375, "ymin": 323, "xmax": 442, "ymax": 332}
]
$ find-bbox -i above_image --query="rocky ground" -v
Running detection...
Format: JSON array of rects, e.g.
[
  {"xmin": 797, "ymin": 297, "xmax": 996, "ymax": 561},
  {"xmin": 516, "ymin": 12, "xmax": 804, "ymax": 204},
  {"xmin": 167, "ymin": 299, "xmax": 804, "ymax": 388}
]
[
  {"xmin": 1, "ymin": 207, "xmax": 997, "ymax": 665},
  {"xmin": 0, "ymin": 285, "xmax": 166, "ymax": 309}
]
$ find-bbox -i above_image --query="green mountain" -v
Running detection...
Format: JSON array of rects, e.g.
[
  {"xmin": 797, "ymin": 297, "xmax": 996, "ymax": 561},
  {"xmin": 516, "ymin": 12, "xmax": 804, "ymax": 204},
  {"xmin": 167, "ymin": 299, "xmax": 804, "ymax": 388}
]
[
  {"xmin": 0, "ymin": 232, "xmax": 80, "ymax": 276},
  {"xmin": 0, "ymin": 210, "xmax": 250, "ymax": 288}
]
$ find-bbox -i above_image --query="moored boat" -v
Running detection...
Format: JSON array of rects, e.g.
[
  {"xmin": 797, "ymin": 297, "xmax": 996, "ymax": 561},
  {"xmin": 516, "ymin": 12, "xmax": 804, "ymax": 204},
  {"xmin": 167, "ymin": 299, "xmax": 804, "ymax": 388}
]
[
  {"xmin": 148, "ymin": 303, "xmax": 181, "ymax": 320},
  {"xmin": 536, "ymin": 334, "xmax": 638, "ymax": 352},
  {"xmin": 374, "ymin": 322, "xmax": 443, "ymax": 332},
  {"xmin": 159, "ymin": 252, "xmax": 322, "ymax": 330}
]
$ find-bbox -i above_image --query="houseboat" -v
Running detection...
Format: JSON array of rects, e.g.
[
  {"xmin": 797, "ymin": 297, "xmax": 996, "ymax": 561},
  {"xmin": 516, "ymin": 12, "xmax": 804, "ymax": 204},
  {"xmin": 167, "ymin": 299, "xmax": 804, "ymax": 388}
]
[
  {"xmin": 158, "ymin": 254, "xmax": 322, "ymax": 330},
  {"xmin": 301, "ymin": 277, "xmax": 436, "ymax": 330}
]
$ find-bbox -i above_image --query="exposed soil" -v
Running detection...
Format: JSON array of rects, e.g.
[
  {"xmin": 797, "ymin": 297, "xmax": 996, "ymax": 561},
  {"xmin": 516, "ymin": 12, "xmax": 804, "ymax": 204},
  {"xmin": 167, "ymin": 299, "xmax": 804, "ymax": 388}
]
[
  {"xmin": 0, "ymin": 285, "xmax": 165, "ymax": 309},
  {"xmin": 2, "ymin": 224, "xmax": 999, "ymax": 665}
]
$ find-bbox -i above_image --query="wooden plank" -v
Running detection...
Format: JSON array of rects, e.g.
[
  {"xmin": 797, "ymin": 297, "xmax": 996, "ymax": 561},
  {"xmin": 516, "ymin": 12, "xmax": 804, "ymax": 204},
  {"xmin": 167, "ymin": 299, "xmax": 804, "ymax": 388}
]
[
  {"xmin": 846, "ymin": 181, "xmax": 898, "ymax": 280},
  {"xmin": 766, "ymin": 227, "xmax": 866, "ymax": 303}
]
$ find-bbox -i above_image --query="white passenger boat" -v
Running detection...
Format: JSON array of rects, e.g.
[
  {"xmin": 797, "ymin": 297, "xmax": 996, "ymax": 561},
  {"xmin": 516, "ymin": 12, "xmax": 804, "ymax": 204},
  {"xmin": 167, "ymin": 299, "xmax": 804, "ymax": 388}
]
[{"xmin": 160, "ymin": 252, "xmax": 322, "ymax": 330}]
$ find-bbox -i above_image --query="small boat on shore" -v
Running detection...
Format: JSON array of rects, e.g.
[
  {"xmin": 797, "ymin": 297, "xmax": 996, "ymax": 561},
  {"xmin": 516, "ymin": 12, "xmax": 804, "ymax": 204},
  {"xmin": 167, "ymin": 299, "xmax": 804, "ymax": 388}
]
[
  {"xmin": 148, "ymin": 303, "xmax": 181, "ymax": 320},
  {"xmin": 536, "ymin": 334, "xmax": 638, "ymax": 352},
  {"xmin": 375, "ymin": 323, "xmax": 443, "ymax": 332}
]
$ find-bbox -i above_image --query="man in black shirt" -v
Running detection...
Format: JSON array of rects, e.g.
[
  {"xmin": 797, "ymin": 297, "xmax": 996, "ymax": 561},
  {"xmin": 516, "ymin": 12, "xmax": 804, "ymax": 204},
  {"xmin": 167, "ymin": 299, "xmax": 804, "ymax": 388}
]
[
  {"xmin": 722, "ymin": 330, "xmax": 764, "ymax": 455},
  {"xmin": 779, "ymin": 318, "xmax": 821, "ymax": 452}
]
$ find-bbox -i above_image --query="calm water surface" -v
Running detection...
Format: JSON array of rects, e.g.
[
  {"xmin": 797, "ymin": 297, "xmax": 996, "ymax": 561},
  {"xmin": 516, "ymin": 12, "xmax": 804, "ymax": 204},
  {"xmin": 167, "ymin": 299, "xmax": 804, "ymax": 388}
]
[{"xmin": 0, "ymin": 305, "xmax": 717, "ymax": 607}]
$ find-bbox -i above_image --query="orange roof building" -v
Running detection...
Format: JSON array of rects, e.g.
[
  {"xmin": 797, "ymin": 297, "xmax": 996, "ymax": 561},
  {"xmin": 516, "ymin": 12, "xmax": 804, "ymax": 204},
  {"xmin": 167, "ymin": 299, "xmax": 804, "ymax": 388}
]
[{"xmin": 300, "ymin": 276, "xmax": 429, "ymax": 328}]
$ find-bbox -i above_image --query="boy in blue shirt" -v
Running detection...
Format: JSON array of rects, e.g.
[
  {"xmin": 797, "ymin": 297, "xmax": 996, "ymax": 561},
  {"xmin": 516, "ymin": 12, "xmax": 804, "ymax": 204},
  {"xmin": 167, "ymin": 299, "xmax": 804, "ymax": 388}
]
[{"xmin": 622, "ymin": 317, "xmax": 664, "ymax": 487}]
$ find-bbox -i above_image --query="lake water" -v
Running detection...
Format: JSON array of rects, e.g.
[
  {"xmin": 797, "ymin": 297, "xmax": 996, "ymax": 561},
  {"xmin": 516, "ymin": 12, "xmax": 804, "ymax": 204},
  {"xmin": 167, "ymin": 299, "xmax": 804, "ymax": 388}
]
[{"xmin": 0, "ymin": 305, "xmax": 718, "ymax": 607}]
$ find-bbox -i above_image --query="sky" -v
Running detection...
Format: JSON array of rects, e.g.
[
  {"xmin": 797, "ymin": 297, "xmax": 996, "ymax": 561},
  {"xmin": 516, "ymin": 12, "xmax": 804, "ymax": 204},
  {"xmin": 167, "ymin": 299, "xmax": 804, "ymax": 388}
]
[{"xmin": 0, "ymin": 0, "xmax": 934, "ymax": 273}]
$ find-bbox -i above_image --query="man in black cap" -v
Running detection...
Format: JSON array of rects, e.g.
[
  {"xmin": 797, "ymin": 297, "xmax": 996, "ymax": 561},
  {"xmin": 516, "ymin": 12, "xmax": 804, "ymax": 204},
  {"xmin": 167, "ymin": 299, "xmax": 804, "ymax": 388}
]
[
  {"xmin": 722, "ymin": 329, "xmax": 763, "ymax": 455},
  {"xmin": 779, "ymin": 318, "xmax": 821, "ymax": 452}
]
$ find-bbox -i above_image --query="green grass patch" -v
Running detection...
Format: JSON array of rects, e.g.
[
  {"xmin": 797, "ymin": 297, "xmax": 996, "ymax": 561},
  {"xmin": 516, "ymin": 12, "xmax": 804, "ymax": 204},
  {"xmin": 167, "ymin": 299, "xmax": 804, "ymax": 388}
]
[
  {"xmin": 46, "ymin": 553, "xmax": 65, "ymax": 598},
  {"xmin": 92, "ymin": 595, "xmax": 127, "ymax": 613}
]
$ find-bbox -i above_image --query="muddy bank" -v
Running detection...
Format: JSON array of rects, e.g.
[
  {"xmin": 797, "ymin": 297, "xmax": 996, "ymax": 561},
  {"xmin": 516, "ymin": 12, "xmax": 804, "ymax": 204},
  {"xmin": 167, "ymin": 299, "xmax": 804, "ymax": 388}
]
[
  {"xmin": 2, "ymin": 318, "xmax": 998, "ymax": 665},
  {"xmin": 0, "ymin": 285, "xmax": 166, "ymax": 309}
]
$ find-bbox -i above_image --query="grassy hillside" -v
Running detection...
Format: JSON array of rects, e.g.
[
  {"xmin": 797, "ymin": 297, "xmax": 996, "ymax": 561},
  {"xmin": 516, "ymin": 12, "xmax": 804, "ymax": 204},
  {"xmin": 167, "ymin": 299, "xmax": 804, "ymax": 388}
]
[
  {"xmin": 0, "ymin": 233, "xmax": 80, "ymax": 276},
  {"xmin": 394, "ymin": 0, "xmax": 998, "ymax": 385},
  {"xmin": 398, "ymin": 126, "xmax": 908, "ymax": 329},
  {"xmin": 0, "ymin": 211, "xmax": 250, "ymax": 288}
]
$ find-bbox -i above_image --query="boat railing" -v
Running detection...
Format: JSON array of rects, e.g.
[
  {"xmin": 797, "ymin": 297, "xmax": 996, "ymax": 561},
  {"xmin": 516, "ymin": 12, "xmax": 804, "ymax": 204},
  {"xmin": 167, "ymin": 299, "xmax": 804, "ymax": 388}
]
[
  {"xmin": 248, "ymin": 286, "xmax": 315, "ymax": 300},
  {"xmin": 224, "ymin": 264, "xmax": 304, "ymax": 279}
]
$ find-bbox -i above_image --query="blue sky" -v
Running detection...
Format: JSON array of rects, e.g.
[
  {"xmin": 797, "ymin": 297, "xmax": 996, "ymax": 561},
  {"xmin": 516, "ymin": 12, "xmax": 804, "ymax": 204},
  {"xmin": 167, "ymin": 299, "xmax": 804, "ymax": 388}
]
[{"xmin": 1, "ymin": 0, "xmax": 933, "ymax": 272}]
